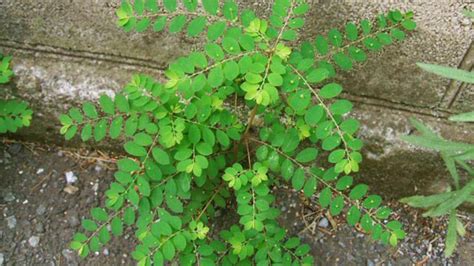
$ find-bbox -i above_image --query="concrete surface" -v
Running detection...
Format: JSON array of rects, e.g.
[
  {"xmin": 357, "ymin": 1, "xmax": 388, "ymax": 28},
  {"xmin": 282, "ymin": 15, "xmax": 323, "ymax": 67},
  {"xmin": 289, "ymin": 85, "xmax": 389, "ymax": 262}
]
[{"xmin": 0, "ymin": 0, "xmax": 473, "ymax": 198}]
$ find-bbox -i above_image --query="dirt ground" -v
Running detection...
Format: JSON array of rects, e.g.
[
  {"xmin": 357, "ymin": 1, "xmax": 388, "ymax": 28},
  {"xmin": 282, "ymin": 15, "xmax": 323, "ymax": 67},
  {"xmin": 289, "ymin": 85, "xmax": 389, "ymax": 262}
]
[{"xmin": 0, "ymin": 141, "xmax": 473, "ymax": 266}]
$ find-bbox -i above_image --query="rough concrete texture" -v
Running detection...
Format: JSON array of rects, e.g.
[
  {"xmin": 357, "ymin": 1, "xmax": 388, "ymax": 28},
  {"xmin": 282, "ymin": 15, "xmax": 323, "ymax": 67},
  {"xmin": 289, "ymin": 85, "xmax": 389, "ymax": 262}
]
[
  {"xmin": 1, "ymin": 0, "xmax": 473, "ymax": 108},
  {"xmin": 300, "ymin": 0, "xmax": 474, "ymax": 109},
  {"xmin": 0, "ymin": 0, "xmax": 473, "ymax": 198}
]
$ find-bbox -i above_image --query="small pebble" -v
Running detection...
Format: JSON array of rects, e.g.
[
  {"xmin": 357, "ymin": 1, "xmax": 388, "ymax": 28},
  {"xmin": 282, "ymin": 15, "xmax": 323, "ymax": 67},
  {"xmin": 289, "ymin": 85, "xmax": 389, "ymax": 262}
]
[
  {"xmin": 36, "ymin": 204, "xmax": 47, "ymax": 216},
  {"xmin": 318, "ymin": 217, "xmax": 329, "ymax": 228},
  {"xmin": 36, "ymin": 168, "xmax": 44, "ymax": 174},
  {"xmin": 66, "ymin": 212, "xmax": 80, "ymax": 227},
  {"xmin": 92, "ymin": 183, "xmax": 99, "ymax": 192},
  {"xmin": 65, "ymin": 171, "xmax": 77, "ymax": 184},
  {"xmin": 94, "ymin": 165, "xmax": 102, "ymax": 172},
  {"xmin": 64, "ymin": 185, "xmax": 79, "ymax": 194},
  {"xmin": 6, "ymin": 216, "xmax": 17, "ymax": 229},
  {"xmin": 61, "ymin": 249, "xmax": 76, "ymax": 263},
  {"xmin": 28, "ymin": 236, "xmax": 40, "ymax": 247},
  {"xmin": 103, "ymin": 248, "xmax": 109, "ymax": 256},
  {"xmin": 35, "ymin": 222, "xmax": 45, "ymax": 233},
  {"xmin": 3, "ymin": 192, "xmax": 15, "ymax": 202}
]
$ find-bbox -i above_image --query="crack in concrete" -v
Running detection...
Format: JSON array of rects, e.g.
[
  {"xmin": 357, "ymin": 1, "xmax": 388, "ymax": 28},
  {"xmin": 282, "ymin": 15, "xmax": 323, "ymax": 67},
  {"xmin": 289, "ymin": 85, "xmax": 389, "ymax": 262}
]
[
  {"xmin": 0, "ymin": 39, "xmax": 459, "ymax": 120},
  {"xmin": 438, "ymin": 41, "xmax": 474, "ymax": 109},
  {"xmin": 0, "ymin": 39, "xmax": 168, "ymax": 71}
]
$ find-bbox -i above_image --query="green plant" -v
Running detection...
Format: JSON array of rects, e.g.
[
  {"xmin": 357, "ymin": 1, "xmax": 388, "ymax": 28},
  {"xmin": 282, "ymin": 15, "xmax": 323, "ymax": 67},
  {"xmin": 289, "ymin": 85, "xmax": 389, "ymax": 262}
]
[
  {"xmin": 0, "ymin": 54, "xmax": 33, "ymax": 133},
  {"xmin": 400, "ymin": 63, "xmax": 474, "ymax": 257},
  {"xmin": 60, "ymin": 1, "xmax": 417, "ymax": 264}
]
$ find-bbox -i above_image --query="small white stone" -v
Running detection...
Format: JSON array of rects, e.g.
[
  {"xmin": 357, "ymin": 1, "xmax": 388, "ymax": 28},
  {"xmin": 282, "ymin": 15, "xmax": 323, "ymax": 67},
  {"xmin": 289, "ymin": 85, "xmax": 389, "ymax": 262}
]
[
  {"xmin": 318, "ymin": 217, "xmax": 329, "ymax": 228},
  {"xmin": 36, "ymin": 168, "xmax": 44, "ymax": 174},
  {"xmin": 6, "ymin": 216, "xmax": 16, "ymax": 229},
  {"xmin": 28, "ymin": 236, "xmax": 40, "ymax": 247},
  {"xmin": 65, "ymin": 171, "xmax": 77, "ymax": 184}
]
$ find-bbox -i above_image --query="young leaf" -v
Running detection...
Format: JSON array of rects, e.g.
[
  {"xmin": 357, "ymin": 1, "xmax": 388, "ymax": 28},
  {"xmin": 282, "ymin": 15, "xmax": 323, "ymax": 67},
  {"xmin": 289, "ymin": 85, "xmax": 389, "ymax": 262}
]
[{"xmin": 296, "ymin": 148, "xmax": 318, "ymax": 163}]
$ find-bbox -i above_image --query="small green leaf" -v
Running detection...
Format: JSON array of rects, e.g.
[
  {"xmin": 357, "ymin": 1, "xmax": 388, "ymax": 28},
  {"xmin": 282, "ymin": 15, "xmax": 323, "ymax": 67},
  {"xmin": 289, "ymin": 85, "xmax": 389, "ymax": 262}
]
[
  {"xmin": 134, "ymin": 132, "xmax": 153, "ymax": 146},
  {"xmin": 347, "ymin": 206, "xmax": 361, "ymax": 226},
  {"xmin": 202, "ymin": 0, "xmax": 218, "ymax": 15},
  {"xmin": 163, "ymin": 0, "xmax": 177, "ymax": 12},
  {"xmin": 173, "ymin": 233, "xmax": 187, "ymax": 251},
  {"xmin": 91, "ymin": 208, "xmax": 108, "ymax": 222},
  {"xmin": 83, "ymin": 102, "xmax": 98, "ymax": 119},
  {"xmin": 124, "ymin": 141, "xmax": 147, "ymax": 157},
  {"xmin": 281, "ymin": 159, "xmax": 295, "ymax": 181},
  {"xmin": 94, "ymin": 119, "xmax": 108, "ymax": 142},
  {"xmin": 345, "ymin": 22, "xmax": 358, "ymax": 41},
  {"xmin": 401, "ymin": 19, "xmax": 417, "ymax": 31},
  {"xmin": 109, "ymin": 117, "xmax": 123, "ymax": 139},
  {"xmin": 111, "ymin": 217, "xmax": 123, "ymax": 236},
  {"xmin": 137, "ymin": 176, "xmax": 151, "ymax": 197},
  {"xmin": 207, "ymin": 21, "xmax": 226, "ymax": 41},
  {"xmin": 187, "ymin": 16, "xmax": 207, "ymax": 37},
  {"xmin": 296, "ymin": 148, "xmax": 318, "ymax": 163},
  {"xmin": 336, "ymin": 175, "xmax": 353, "ymax": 190},
  {"xmin": 306, "ymin": 68, "xmax": 329, "ymax": 83},
  {"xmin": 205, "ymin": 44, "xmax": 225, "ymax": 61},
  {"xmin": 363, "ymin": 195, "xmax": 382, "ymax": 209},
  {"xmin": 196, "ymin": 142, "xmax": 213, "ymax": 156},
  {"xmin": 322, "ymin": 135, "xmax": 341, "ymax": 151},
  {"xmin": 82, "ymin": 219, "xmax": 98, "ymax": 232},
  {"xmin": 328, "ymin": 149, "xmax": 345, "ymax": 164},
  {"xmin": 349, "ymin": 184, "xmax": 368, "ymax": 200},
  {"xmin": 59, "ymin": 114, "xmax": 73, "ymax": 126},
  {"xmin": 99, "ymin": 95, "xmax": 115, "ymax": 114},
  {"xmin": 223, "ymin": 61, "xmax": 240, "ymax": 81},
  {"xmin": 268, "ymin": 73, "xmax": 283, "ymax": 86},
  {"xmin": 169, "ymin": 15, "xmax": 186, "ymax": 33},
  {"xmin": 304, "ymin": 105, "xmax": 325, "ymax": 126},
  {"xmin": 162, "ymin": 241, "xmax": 176, "ymax": 260},
  {"xmin": 330, "ymin": 195, "xmax": 344, "ymax": 216},
  {"xmin": 222, "ymin": 37, "xmax": 241, "ymax": 55},
  {"xmin": 314, "ymin": 35, "xmax": 329, "ymax": 55},
  {"xmin": 208, "ymin": 66, "xmax": 224, "ymax": 88},
  {"xmin": 303, "ymin": 177, "xmax": 317, "ymax": 197},
  {"xmin": 330, "ymin": 99, "xmax": 353, "ymax": 115},
  {"xmin": 153, "ymin": 17, "xmax": 167, "ymax": 32},
  {"xmin": 152, "ymin": 148, "xmax": 170, "ymax": 165},
  {"xmin": 320, "ymin": 83, "xmax": 343, "ymax": 99},
  {"xmin": 319, "ymin": 187, "xmax": 332, "ymax": 208},
  {"xmin": 291, "ymin": 168, "xmax": 305, "ymax": 190}
]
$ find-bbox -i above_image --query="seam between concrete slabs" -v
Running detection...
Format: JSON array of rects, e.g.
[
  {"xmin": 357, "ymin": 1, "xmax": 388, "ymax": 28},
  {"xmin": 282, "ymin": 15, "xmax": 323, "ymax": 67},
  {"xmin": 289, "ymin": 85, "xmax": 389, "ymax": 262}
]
[
  {"xmin": 0, "ymin": 40, "xmax": 457, "ymax": 120},
  {"xmin": 438, "ymin": 41, "xmax": 474, "ymax": 109}
]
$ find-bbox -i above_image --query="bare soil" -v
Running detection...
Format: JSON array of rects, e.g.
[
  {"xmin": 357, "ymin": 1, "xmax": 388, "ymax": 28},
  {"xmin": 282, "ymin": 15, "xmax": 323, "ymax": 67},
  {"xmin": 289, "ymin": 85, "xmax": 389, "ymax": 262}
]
[{"xmin": 0, "ymin": 141, "xmax": 472, "ymax": 265}]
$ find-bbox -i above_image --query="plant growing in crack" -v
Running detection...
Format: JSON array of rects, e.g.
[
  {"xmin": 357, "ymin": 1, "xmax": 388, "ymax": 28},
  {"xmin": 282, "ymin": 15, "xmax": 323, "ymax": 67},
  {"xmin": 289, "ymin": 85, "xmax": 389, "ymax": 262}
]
[
  {"xmin": 401, "ymin": 61, "xmax": 474, "ymax": 257},
  {"xmin": 0, "ymin": 53, "xmax": 33, "ymax": 134},
  {"xmin": 59, "ymin": 0, "xmax": 416, "ymax": 264}
]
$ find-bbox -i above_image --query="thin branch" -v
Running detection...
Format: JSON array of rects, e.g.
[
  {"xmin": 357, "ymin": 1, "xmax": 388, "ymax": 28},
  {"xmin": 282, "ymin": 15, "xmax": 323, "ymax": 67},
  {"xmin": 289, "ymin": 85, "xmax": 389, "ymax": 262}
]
[{"xmin": 249, "ymin": 137, "xmax": 393, "ymax": 233}]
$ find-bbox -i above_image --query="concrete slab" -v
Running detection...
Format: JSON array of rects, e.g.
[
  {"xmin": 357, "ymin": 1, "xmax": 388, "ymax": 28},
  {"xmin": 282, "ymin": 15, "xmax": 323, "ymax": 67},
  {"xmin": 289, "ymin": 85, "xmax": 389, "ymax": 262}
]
[
  {"xmin": 1, "ymin": 0, "xmax": 473, "ymax": 108},
  {"xmin": 1, "ymin": 0, "xmax": 473, "ymax": 197}
]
